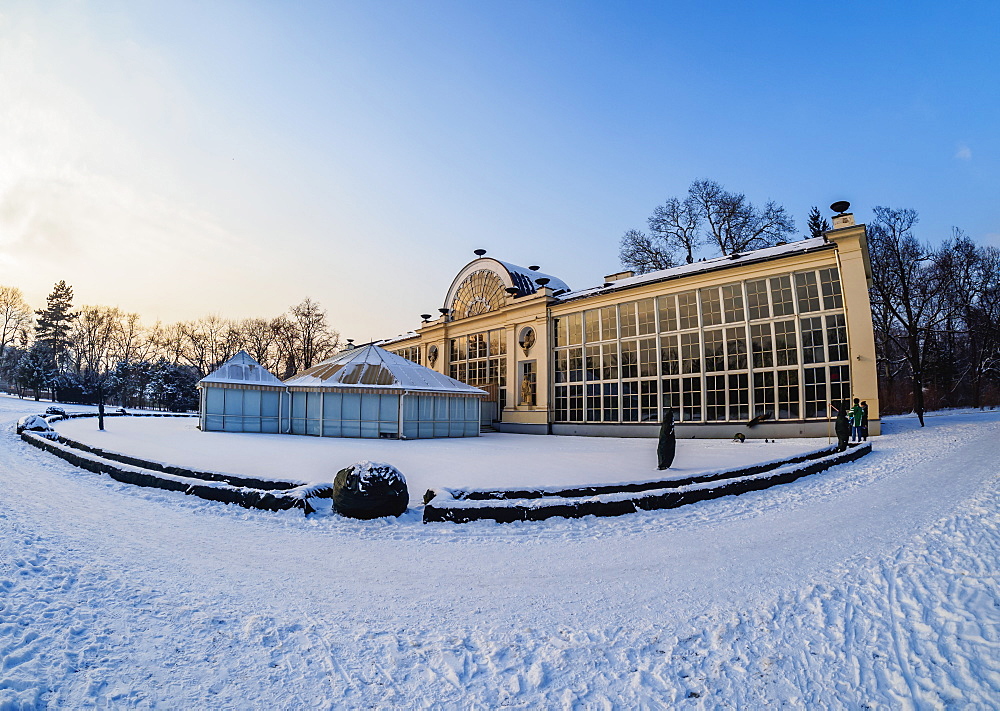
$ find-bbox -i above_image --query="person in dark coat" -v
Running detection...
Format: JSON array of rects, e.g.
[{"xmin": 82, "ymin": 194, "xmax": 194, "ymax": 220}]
[
  {"xmin": 657, "ymin": 409, "xmax": 676, "ymax": 470},
  {"xmin": 833, "ymin": 401, "xmax": 851, "ymax": 451},
  {"xmin": 860, "ymin": 401, "xmax": 869, "ymax": 441}
]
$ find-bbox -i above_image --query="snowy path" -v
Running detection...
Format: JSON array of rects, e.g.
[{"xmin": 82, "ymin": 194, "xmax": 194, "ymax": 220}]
[{"xmin": 1, "ymin": 396, "xmax": 998, "ymax": 707}]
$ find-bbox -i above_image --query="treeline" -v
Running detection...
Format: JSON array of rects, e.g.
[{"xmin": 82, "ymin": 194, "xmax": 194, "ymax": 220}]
[
  {"xmin": 0, "ymin": 282, "xmax": 340, "ymax": 411},
  {"xmin": 868, "ymin": 208, "xmax": 1000, "ymax": 422}
]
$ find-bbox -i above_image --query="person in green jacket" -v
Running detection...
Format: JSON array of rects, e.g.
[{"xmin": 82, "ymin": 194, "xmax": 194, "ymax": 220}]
[{"xmin": 850, "ymin": 398, "xmax": 864, "ymax": 442}]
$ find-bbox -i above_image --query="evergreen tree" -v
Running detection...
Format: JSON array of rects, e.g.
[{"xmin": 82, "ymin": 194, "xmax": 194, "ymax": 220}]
[
  {"xmin": 34, "ymin": 281, "xmax": 77, "ymax": 372},
  {"xmin": 15, "ymin": 342, "xmax": 57, "ymax": 401},
  {"xmin": 807, "ymin": 206, "xmax": 831, "ymax": 239}
]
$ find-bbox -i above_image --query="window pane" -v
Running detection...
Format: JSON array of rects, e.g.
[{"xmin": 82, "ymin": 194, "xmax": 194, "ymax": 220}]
[
  {"xmin": 621, "ymin": 340, "xmax": 638, "ymax": 379},
  {"xmin": 600, "ymin": 306, "xmax": 618, "ymax": 341},
  {"xmin": 681, "ymin": 333, "xmax": 701, "ymax": 373},
  {"xmin": 770, "ymin": 275, "xmax": 794, "ymax": 317},
  {"xmin": 800, "ymin": 316, "xmax": 825, "ymax": 364},
  {"xmin": 619, "ymin": 302, "xmax": 638, "ymax": 338},
  {"xmin": 682, "ymin": 377, "xmax": 702, "ymax": 421},
  {"xmin": 584, "ymin": 309, "xmax": 600, "ymax": 343},
  {"xmin": 829, "ymin": 364, "xmax": 851, "ymax": 405},
  {"xmin": 753, "ymin": 371, "xmax": 775, "ymax": 418},
  {"xmin": 700, "ymin": 288, "xmax": 722, "ymax": 326},
  {"xmin": 705, "ymin": 374, "xmax": 726, "ymax": 421},
  {"xmin": 746, "ymin": 279, "xmax": 770, "ymax": 320},
  {"xmin": 622, "ymin": 381, "xmax": 639, "ymax": 422},
  {"xmin": 554, "ymin": 350, "xmax": 568, "ymax": 384},
  {"xmin": 751, "ymin": 323, "xmax": 773, "ymax": 368},
  {"xmin": 777, "ymin": 370, "xmax": 800, "ymax": 419},
  {"xmin": 639, "ymin": 337, "xmax": 658, "ymax": 378},
  {"xmin": 728, "ymin": 373, "xmax": 749, "ymax": 421},
  {"xmin": 677, "ymin": 291, "xmax": 698, "ymax": 329},
  {"xmin": 657, "ymin": 295, "xmax": 677, "ymax": 332},
  {"xmin": 602, "ymin": 343, "xmax": 619, "ymax": 380},
  {"xmin": 568, "ymin": 347, "xmax": 584, "ymax": 382},
  {"xmin": 640, "ymin": 380, "xmax": 658, "ymax": 422},
  {"xmin": 662, "ymin": 378, "xmax": 681, "ymax": 416},
  {"xmin": 803, "ymin": 366, "xmax": 828, "ymax": 418},
  {"xmin": 567, "ymin": 313, "xmax": 583, "ymax": 345},
  {"xmin": 660, "ymin": 334, "xmax": 679, "ymax": 376},
  {"xmin": 820, "ymin": 268, "xmax": 843, "ymax": 309},
  {"xmin": 602, "ymin": 382, "xmax": 619, "ymax": 421},
  {"xmin": 704, "ymin": 330, "xmax": 725, "ymax": 372},
  {"xmin": 585, "ymin": 345, "xmax": 601, "ymax": 381},
  {"xmin": 586, "ymin": 383, "xmax": 601, "ymax": 421},
  {"xmin": 722, "ymin": 284, "xmax": 745, "ymax": 323},
  {"xmin": 774, "ymin": 320, "xmax": 798, "ymax": 366},
  {"xmin": 637, "ymin": 298, "xmax": 656, "ymax": 335},
  {"xmin": 569, "ymin": 384, "xmax": 584, "ymax": 421},
  {"xmin": 726, "ymin": 326, "xmax": 747, "ymax": 370},
  {"xmin": 795, "ymin": 272, "xmax": 821, "ymax": 313},
  {"xmin": 826, "ymin": 314, "xmax": 848, "ymax": 362}
]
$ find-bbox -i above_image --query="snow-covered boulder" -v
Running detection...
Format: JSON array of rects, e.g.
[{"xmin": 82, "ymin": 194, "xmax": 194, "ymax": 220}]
[
  {"xmin": 16, "ymin": 415, "xmax": 58, "ymax": 439},
  {"xmin": 45, "ymin": 406, "xmax": 67, "ymax": 417},
  {"xmin": 332, "ymin": 461, "xmax": 408, "ymax": 519}
]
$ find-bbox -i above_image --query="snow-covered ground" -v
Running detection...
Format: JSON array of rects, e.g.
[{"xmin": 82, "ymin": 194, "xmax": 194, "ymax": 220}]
[
  {"xmin": 2, "ymin": 394, "xmax": 999, "ymax": 707},
  {"xmin": 54, "ymin": 415, "xmax": 832, "ymax": 500}
]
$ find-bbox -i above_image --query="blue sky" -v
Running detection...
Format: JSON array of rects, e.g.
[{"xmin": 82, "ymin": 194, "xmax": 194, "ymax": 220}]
[{"xmin": 1, "ymin": 1, "xmax": 997, "ymax": 340}]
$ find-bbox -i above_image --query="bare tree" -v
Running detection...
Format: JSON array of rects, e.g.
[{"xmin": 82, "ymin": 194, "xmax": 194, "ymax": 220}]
[
  {"xmin": 619, "ymin": 229, "xmax": 679, "ymax": 275},
  {"xmin": 688, "ymin": 179, "xmax": 795, "ymax": 256},
  {"xmin": 0, "ymin": 285, "xmax": 32, "ymax": 370},
  {"xmin": 868, "ymin": 206, "xmax": 951, "ymax": 426},
  {"xmin": 290, "ymin": 298, "xmax": 339, "ymax": 372},
  {"xmin": 649, "ymin": 196, "xmax": 702, "ymax": 264},
  {"xmin": 71, "ymin": 305, "xmax": 125, "ymax": 429},
  {"xmin": 620, "ymin": 180, "xmax": 795, "ymax": 272}
]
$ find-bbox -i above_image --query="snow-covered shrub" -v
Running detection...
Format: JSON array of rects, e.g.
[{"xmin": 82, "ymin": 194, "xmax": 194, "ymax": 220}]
[
  {"xmin": 16, "ymin": 414, "xmax": 58, "ymax": 439},
  {"xmin": 332, "ymin": 461, "xmax": 408, "ymax": 519}
]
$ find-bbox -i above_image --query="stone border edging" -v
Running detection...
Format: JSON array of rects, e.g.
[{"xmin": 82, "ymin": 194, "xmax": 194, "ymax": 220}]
[
  {"xmin": 20, "ymin": 430, "xmax": 329, "ymax": 516},
  {"xmin": 423, "ymin": 443, "xmax": 873, "ymax": 524},
  {"xmin": 45, "ymin": 412, "xmax": 305, "ymax": 491},
  {"xmin": 443, "ymin": 445, "xmax": 839, "ymax": 501}
]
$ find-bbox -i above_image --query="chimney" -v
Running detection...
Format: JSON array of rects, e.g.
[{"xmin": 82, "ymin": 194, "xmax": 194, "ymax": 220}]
[{"xmin": 604, "ymin": 270, "xmax": 634, "ymax": 282}]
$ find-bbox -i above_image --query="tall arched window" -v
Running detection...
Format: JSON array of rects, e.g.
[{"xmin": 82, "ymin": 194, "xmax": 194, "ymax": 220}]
[{"xmin": 451, "ymin": 270, "xmax": 506, "ymax": 319}]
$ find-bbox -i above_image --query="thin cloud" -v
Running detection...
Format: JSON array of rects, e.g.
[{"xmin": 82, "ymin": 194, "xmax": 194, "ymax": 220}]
[{"xmin": 955, "ymin": 143, "xmax": 972, "ymax": 160}]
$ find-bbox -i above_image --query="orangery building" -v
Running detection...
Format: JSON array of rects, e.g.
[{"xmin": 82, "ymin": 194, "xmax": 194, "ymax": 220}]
[{"xmin": 381, "ymin": 211, "xmax": 879, "ymax": 438}]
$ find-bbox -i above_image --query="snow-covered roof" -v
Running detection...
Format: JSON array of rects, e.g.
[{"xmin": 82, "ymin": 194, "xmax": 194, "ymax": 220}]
[
  {"xmin": 493, "ymin": 259, "xmax": 571, "ymax": 297},
  {"xmin": 199, "ymin": 351, "xmax": 283, "ymax": 386},
  {"xmin": 283, "ymin": 344, "xmax": 486, "ymax": 396},
  {"xmin": 377, "ymin": 331, "xmax": 419, "ymax": 348},
  {"xmin": 558, "ymin": 237, "xmax": 835, "ymax": 302}
]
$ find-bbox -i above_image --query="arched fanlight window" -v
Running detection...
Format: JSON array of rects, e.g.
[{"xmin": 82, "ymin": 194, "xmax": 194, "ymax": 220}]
[{"xmin": 450, "ymin": 270, "xmax": 506, "ymax": 320}]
